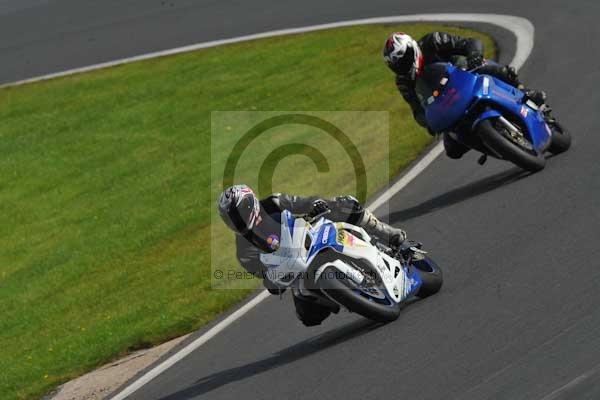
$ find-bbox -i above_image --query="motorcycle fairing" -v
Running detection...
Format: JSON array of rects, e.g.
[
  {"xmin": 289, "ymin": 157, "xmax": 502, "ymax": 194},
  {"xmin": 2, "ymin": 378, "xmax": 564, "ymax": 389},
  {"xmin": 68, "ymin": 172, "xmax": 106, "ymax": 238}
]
[
  {"xmin": 472, "ymin": 73, "xmax": 551, "ymax": 150},
  {"xmin": 260, "ymin": 210, "xmax": 311, "ymax": 286},
  {"xmin": 261, "ymin": 211, "xmax": 419, "ymax": 302},
  {"xmin": 423, "ymin": 63, "xmax": 551, "ymax": 151}
]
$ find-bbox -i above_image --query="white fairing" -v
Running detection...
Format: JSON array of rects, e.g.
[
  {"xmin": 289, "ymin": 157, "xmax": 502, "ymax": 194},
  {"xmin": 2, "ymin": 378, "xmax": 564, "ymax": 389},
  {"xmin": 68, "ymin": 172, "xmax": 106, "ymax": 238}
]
[
  {"xmin": 259, "ymin": 215, "xmax": 310, "ymax": 286},
  {"xmin": 260, "ymin": 211, "xmax": 414, "ymax": 304},
  {"xmin": 315, "ymin": 259, "xmax": 365, "ymax": 285}
]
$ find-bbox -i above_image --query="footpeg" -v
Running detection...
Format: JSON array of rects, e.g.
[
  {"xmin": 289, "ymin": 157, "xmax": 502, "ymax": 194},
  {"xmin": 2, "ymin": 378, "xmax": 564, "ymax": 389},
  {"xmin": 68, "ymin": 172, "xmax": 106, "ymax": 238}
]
[{"xmin": 478, "ymin": 154, "xmax": 488, "ymax": 165}]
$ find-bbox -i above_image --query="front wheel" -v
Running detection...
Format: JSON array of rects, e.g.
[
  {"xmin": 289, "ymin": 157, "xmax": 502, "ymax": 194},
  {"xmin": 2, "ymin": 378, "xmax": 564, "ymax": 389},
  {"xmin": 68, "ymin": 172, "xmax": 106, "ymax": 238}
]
[
  {"xmin": 477, "ymin": 119, "xmax": 546, "ymax": 172},
  {"xmin": 317, "ymin": 266, "xmax": 401, "ymax": 323}
]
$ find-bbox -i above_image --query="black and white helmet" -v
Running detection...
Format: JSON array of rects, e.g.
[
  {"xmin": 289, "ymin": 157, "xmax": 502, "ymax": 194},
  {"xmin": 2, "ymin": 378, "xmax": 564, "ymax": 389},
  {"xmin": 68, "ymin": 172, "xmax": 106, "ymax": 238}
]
[
  {"xmin": 217, "ymin": 185, "xmax": 261, "ymax": 235},
  {"xmin": 383, "ymin": 32, "xmax": 423, "ymax": 76}
]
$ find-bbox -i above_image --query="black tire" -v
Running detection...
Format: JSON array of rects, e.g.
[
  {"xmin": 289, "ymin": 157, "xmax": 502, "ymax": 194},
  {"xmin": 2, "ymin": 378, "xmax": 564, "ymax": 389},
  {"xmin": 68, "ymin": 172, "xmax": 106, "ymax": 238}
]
[
  {"xmin": 317, "ymin": 266, "xmax": 401, "ymax": 323},
  {"xmin": 477, "ymin": 119, "xmax": 546, "ymax": 172},
  {"xmin": 547, "ymin": 120, "xmax": 571, "ymax": 154},
  {"xmin": 412, "ymin": 256, "xmax": 443, "ymax": 298}
]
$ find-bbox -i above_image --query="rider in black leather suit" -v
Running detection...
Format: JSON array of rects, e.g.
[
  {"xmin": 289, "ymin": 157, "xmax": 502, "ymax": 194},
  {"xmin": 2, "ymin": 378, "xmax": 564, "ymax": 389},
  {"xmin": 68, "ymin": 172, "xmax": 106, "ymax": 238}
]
[
  {"xmin": 217, "ymin": 185, "xmax": 406, "ymax": 326},
  {"xmin": 384, "ymin": 31, "xmax": 547, "ymax": 159}
]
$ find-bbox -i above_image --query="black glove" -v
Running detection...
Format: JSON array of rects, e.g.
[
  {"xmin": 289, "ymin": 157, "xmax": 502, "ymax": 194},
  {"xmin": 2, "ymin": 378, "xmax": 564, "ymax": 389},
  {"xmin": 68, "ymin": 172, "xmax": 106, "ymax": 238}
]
[
  {"xmin": 390, "ymin": 230, "xmax": 407, "ymax": 248},
  {"xmin": 467, "ymin": 54, "xmax": 484, "ymax": 70},
  {"xmin": 308, "ymin": 199, "xmax": 330, "ymax": 218},
  {"xmin": 506, "ymin": 66, "xmax": 520, "ymax": 86}
]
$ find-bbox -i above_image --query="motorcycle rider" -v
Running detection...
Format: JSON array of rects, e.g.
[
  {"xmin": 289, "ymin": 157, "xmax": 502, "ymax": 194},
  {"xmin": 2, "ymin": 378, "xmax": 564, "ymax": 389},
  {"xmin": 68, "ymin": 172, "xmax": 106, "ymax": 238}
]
[
  {"xmin": 217, "ymin": 184, "xmax": 407, "ymax": 326},
  {"xmin": 383, "ymin": 31, "xmax": 548, "ymax": 159}
]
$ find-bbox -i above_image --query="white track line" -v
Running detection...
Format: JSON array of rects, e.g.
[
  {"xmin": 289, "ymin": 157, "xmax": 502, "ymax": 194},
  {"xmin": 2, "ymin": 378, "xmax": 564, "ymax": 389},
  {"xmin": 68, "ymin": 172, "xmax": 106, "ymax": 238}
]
[
  {"xmin": 538, "ymin": 363, "xmax": 600, "ymax": 400},
  {"xmin": 56, "ymin": 13, "xmax": 534, "ymax": 399},
  {"xmin": 3, "ymin": 13, "xmax": 533, "ymax": 89},
  {"xmin": 110, "ymin": 290, "xmax": 271, "ymax": 400}
]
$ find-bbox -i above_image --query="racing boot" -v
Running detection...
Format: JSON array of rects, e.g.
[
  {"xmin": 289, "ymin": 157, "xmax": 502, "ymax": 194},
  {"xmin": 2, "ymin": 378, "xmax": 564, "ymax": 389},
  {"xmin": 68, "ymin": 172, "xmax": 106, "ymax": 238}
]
[{"xmin": 360, "ymin": 209, "xmax": 407, "ymax": 248}]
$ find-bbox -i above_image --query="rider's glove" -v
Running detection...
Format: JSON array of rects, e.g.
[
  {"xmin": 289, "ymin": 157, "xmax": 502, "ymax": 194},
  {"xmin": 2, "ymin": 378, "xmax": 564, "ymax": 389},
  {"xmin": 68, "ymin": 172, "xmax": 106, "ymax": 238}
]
[
  {"xmin": 506, "ymin": 66, "xmax": 520, "ymax": 86},
  {"xmin": 308, "ymin": 199, "xmax": 330, "ymax": 218},
  {"xmin": 467, "ymin": 54, "xmax": 485, "ymax": 70},
  {"xmin": 391, "ymin": 230, "xmax": 408, "ymax": 246}
]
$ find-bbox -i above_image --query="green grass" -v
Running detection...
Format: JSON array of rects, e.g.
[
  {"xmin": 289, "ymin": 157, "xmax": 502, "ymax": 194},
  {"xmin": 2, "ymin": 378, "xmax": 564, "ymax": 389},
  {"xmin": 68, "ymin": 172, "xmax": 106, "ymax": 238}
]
[{"xmin": 0, "ymin": 24, "xmax": 494, "ymax": 399}]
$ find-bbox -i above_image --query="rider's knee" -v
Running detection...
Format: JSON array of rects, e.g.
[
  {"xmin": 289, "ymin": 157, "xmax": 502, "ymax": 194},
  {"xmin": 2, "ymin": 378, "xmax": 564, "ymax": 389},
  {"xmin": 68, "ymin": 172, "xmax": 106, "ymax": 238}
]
[
  {"xmin": 445, "ymin": 149, "xmax": 466, "ymax": 159},
  {"xmin": 443, "ymin": 133, "xmax": 469, "ymax": 159},
  {"xmin": 293, "ymin": 294, "xmax": 331, "ymax": 326}
]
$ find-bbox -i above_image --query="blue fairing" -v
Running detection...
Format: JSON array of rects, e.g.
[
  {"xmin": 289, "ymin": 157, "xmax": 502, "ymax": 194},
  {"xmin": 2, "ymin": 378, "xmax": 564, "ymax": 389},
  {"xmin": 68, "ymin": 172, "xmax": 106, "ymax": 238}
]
[
  {"xmin": 425, "ymin": 65, "xmax": 478, "ymax": 133},
  {"xmin": 405, "ymin": 266, "xmax": 423, "ymax": 296},
  {"xmin": 424, "ymin": 63, "xmax": 551, "ymax": 152},
  {"xmin": 307, "ymin": 221, "xmax": 342, "ymax": 259}
]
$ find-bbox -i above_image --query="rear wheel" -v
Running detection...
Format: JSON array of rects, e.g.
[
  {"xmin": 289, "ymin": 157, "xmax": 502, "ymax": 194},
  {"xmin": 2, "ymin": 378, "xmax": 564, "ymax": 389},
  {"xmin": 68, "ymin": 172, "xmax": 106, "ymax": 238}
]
[
  {"xmin": 317, "ymin": 265, "xmax": 401, "ymax": 323},
  {"xmin": 547, "ymin": 119, "xmax": 571, "ymax": 154},
  {"xmin": 477, "ymin": 118, "xmax": 546, "ymax": 172}
]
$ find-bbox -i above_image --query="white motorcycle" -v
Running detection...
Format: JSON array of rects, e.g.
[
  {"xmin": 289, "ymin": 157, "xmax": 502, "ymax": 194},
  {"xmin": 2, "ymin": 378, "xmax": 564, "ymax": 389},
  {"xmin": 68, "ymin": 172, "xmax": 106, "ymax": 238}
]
[{"xmin": 260, "ymin": 210, "xmax": 443, "ymax": 323}]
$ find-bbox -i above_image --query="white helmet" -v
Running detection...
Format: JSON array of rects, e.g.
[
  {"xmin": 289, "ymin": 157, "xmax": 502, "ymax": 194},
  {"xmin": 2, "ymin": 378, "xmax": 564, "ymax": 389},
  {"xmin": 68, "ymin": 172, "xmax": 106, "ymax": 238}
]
[{"xmin": 383, "ymin": 32, "xmax": 423, "ymax": 77}]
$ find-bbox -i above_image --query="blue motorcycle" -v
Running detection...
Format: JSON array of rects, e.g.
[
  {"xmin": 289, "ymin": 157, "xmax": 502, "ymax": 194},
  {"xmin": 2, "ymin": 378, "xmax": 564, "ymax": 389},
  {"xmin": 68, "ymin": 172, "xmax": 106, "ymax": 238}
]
[{"xmin": 416, "ymin": 62, "xmax": 571, "ymax": 171}]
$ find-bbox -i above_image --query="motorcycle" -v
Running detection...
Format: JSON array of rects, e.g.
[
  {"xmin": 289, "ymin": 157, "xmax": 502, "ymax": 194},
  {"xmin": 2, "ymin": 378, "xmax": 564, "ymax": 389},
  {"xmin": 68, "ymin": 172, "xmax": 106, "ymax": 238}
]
[
  {"xmin": 260, "ymin": 210, "xmax": 443, "ymax": 323},
  {"xmin": 416, "ymin": 61, "xmax": 571, "ymax": 171}
]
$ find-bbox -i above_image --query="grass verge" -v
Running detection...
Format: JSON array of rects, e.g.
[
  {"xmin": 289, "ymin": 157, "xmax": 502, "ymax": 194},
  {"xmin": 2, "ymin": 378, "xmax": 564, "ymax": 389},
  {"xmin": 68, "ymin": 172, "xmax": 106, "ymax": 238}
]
[{"xmin": 0, "ymin": 24, "xmax": 493, "ymax": 399}]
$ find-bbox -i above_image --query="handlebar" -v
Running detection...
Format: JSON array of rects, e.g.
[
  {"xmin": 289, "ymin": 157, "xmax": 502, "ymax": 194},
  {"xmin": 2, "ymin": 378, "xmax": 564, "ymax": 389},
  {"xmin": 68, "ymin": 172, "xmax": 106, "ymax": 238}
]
[{"xmin": 305, "ymin": 209, "xmax": 331, "ymax": 224}]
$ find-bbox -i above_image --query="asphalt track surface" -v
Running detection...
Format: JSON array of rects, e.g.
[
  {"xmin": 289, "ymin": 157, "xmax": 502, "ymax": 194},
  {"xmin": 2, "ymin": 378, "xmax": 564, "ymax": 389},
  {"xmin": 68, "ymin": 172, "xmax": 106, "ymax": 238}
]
[{"xmin": 4, "ymin": 1, "xmax": 600, "ymax": 399}]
